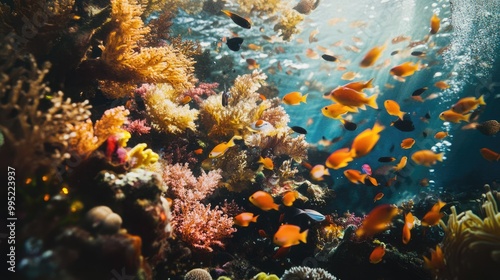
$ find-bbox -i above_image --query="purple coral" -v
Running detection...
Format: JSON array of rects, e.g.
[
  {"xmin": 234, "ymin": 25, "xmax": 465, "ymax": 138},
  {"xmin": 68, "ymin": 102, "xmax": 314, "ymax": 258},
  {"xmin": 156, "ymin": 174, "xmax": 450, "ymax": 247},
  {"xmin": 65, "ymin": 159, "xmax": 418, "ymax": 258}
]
[{"xmin": 125, "ymin": 119, "xmax": 151, "ymax": 135}]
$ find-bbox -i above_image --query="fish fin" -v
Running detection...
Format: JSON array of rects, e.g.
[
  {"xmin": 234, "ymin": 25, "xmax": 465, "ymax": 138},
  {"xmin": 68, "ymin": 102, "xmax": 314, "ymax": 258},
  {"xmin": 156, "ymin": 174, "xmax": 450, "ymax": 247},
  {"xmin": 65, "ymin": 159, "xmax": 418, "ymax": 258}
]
[
  {"xmin": 477, "ymin": 94, "xmax": 486, "ymax": 105},
  {"xmin": 227, "ymin": 135, "xmax": 243, "ymax": 147},
  {"xmin": 365, "ymin": 78, "xmax": 374, "ymax": 89},
  {"xmin": 324, "ymin": 168, "xmax": 330, "ymax": 176},
  {"xmin": 463, "ymin": 113, "xmax": 471, "ymax": 122},
  {"xmin": 302, "ymin": 93, "xmax": 309, "ymax": 104},
  {"xmin": 398, "ymin": 111, "xmax": 406, "ymax": 120},
  {"xmin": 221, "ymin": 10, "xmax": 232, "ymax": 17},
  {"xmin": 300, "ymin": 229, "xmax": 309, "ymax": 243},
  {"xmin": 252, "ymin": 215, "xmax": 259, "ymax": 223},
  {"xmin": 436, "ymin": 153, "xmax": 444, "ymax": 162},
  {"xmin": 367, "ymin": 94, "xmax": 379, "ymax": 109},
  {"xmin": 272, "ymin": 203, "xmax": 280, "ymax": 211},
  {"xmin": 372, "ymin": 122, "xmax": 385, "ymax": 134}
]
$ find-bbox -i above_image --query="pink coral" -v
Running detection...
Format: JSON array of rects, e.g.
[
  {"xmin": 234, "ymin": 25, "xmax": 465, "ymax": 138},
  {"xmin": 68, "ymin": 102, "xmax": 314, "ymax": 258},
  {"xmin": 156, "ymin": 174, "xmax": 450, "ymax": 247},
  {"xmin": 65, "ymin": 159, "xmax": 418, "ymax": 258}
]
[
  {"xmin": 183, "ymin": 82, "xmax": 220, "ymax": 104},
  {"xmin": 125, "ymin": 119, "xmax": 151, "ymax": 135}
]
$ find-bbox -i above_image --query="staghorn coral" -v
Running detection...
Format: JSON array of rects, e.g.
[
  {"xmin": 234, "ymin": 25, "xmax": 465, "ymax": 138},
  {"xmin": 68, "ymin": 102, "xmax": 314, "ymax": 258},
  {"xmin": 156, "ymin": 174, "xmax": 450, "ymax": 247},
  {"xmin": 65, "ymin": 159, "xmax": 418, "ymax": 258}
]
[
  {"xmin": 96, "ymin": 0, "xmax": 195, "ymax": 98},
  {"xmin": 163, "ymin": 162, "xmax": 236, "ymax": 252},
  {"xmin": 281, "ymin": 266, "xmax": 337, "ymax": 280},
  {"xmin": 273, "ymin": 8, "xmax": 305, "ymax": 41},
  {"xmin": 244, "ymin": 128, "xmax": 309, "ymax": 162},
  {"xmin": 143, "ymin": 83, "xmax": 199, "ymax": 134},
  {"xmin": 0, "ymin": 37, "xmax": 91, "ymax": 180},
  {"xmin": 438, "ymin": 191, "xmax": 500, "ymax": 280},
  {"xmin": 199, "ymin": 70, "xmax": 269, "ymax": 138}
]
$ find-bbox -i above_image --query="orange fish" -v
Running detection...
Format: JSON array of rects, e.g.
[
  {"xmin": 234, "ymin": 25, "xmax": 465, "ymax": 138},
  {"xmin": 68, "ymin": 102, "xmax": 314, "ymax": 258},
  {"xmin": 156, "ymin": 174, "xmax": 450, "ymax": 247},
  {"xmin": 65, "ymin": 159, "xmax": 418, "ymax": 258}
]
[
  {"xmin": 430, "ymin": 14, "xmax": 440, "ymax": 34},
  {"xmin": 180, "ymin": 95, "xmax": 192, "ymax": 105},
  {"xmin": 369, "ymin": 244, "xmax": 386, "ymax": 264},
  {"xmin": 234, "ymin": 212, "xmax": 259, "ymax": 227},
  {"xmin": 434, "ymin": 131, "xmax": 448, "ymax": 139},
  {"xmin": 421, "ymin": 200, "xmax": 446, "ymax": 226},
  {"xmin": 424, "ymin": 245, "xmax": 446, "ymax": 273},
  {"xmin": 386, "ymin": 175, "xmax": 398, "ymax": 187},
  {"xmin": 350, "ymin": 122, "xmax": 385, "ymax": 158},
  {"xmin": 343, "ymin": 78, "xmax": 374, "ymax": 91},
  {"xmin": 247, "ymin": 43, "xmax": 262, "ymax": 51},
  {"xmin": 439, "ymin": 109, "xmax": 471, "ymax": 123},
  {"xmin": 356, "ymin": 204, "xmax": 399, "ymax": 237},
  {"xmin": 258, "ymin": 156, "xmax": 274, "ymax": 170},
  {"xmin": 360, "ymin": 44, "xmax": 386, "ymax": 67},
  {"xmin": 273, "ymin": 224, "xmax": 308, "ymax": 247},
  {"xmin": 310, "ymin": 164, "xmax": 330, "ymax": 181},
  {"xmin": 411, "ymin": 150, "xmax": 444, "ymax": 167},
  {"xmin": 451, "ymin": 95, "xmax": 486, "ymax": 114},
  {"xmin": 400, "ymin": 138, "xmax": 415, "ymax": 149},
  {"xmin": 249, "ymin": 191, "xmax": 279, "ymax": 211},
  {"xmin": 402, "ymin": 212, "xmax": 414, "ymax": 244},
  {"xmin": 209, "ymin": 135, "xmax": 242, "ymax": 158},
  {"xmin": 480, "ymin": 148, "xmax": 500, "ymax": 162},
  {"xmin": 325, "ymin": 147, "xmax": 354, "ymax": 169},
  {"xmin": 283, "ymin": 92, "xmax": 308, "ymax": 105},
  {"xmin": 341, "ymin": 71, "xmax": 360, "ymax": 81},
  {"xmin": 193, "ymin": 148, "xmax": 203, "ymax": 155},
  {"xmin": 390, "ymin": 61, "xmax": 421, "ymax": 77},
  {"xmin": 329, "ymin": 87, "xmax": 378, "ymax": 110},
  {"xmin": 344, "ymin": 169, "xmax": 377, "ymax": 186},
  {"xmin": 321, "ymin": 103, "xmax": 358, "ymax": 119},
  {"xmin": 393, "ymin": 156, "xmax": 408, "ymax": 172},
  {"xmin": 282, "ymin": 191, "xmax": 299, "ymax": 207},
  {"xmin": 373, "ymin": 192, "xmax": 384, "ymax": 202},
  {"xmin": 384, "ymin": 100, "xmax": 406, "ymax": 120},
  {"xmin": 419, "ymin": 178, "xmax": 430, "ymax": 187},
  {"xmin": 434, "ymin": 81, "xmax": 450, "ymax": 90}
]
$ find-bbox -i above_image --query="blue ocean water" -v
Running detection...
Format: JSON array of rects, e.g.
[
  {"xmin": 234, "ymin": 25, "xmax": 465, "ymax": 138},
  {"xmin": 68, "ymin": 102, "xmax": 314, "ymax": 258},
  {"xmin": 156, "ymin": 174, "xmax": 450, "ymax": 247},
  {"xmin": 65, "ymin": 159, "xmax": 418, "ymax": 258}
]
[{"xmin": 172, "ymin": 0, "xmax": 500, "ymax": 212}]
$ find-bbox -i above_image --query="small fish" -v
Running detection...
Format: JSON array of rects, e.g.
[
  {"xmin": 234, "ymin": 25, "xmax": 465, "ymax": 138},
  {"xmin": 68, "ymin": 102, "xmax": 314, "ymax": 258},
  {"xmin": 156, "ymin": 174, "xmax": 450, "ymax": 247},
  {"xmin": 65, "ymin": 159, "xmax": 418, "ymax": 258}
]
[
  {"xmin": 282, "ymin": 190, "xmax": 299, "ymax": 207},
  {"xmin": 411, "ymin": 150, "xmax": 444, "ymax": 167},
  {"xmin": 412, "ymin": 87, "xmax": 428, "ymax": 96},
  {"xmin": 402, "ymin": 212, "xmax": 414, "ymax": 244},
  {"xmin": 434, "ymin": 81, "xmax": 450, "ymax": 90},
  {"xmin": 343, "ymin": 78, "xmax": 374, "ymax": 92},
  {"xmin": 350, "ymin": 122, "xmax": 385, "ymax": 158},
  {"xmin": 384, "ymin": 100, "xmax": 406, "ymax": 120},
  {"xmin": 247, "ymin": 43, "xmax": 262, "ymax": 51},
  {"xmin": 249, "ymin": 191, "xmax": 280, "ymax": 211},
  {"xmin": 411, "ymin": 51, "xmax": 426, "ymax": 57},
  {"xmin": 392, "ymin": 35, "xmax": 411, "ymax": 44},
  {"xmin": 392, "ymin": 156, "xmax": 408, "ymax": 171},
  {"xmin": 424, "ymin": 245, "xmax": 446, "ymax": 273},
  {"xmin": 180, "ymin": 95, "xmax": 192, "ymax": 105},
  {"xmin": 310, "ymin": 164, "xmax": 330, "ymax": 181},
  {"xmin": 434, "ymin": 131, "xmax": 448, "ymax": 140},
  {"xmin": 226, "ymin": 37, "xmax": 244, "ymax": 51},
  {"xmin": 480, "ymin": 148, "xmax": 500, "ymax": 162},
  {"xmin": 356, "ymin": 204, "xmax": 399, "ymax": 237},
  {"xmin": 246, "ymin": 58, "xmax": 259, "ymax": 69},
  {"xmin": 273, "ymin": 224, "xmax": 308, "ymax": 247},
  {"xmin": 439, "ymin": 109, "xmax": 471, "ymax": 123},
  {"xmin": 341, "ymin": 71, "xmax": 359, "ymax": 80},
  {"xmin": 369, "ymin": 245, "xmax": 386, "ymax": 264},
  {"xmin": 291, "ymin": 126, "xmax": 307, "ymax": 134},
  {"xmin": 451, "ymin": 95, "xmax": 486, "ymax": 114},
  {"xmin": 390, "ymin": 50, "xmax": 399, "ymax": 56},
  {"xmin": 209, "ymin": 135, "xmax": 242, "ymax": 158},
  {"xmin": 321, "ymin": 54, "xmax": 338, "ymax": 62},
  {"xmin": 234, "ymin": 212, "xmax": 259, "ymax": 227},
  {"xmin": 373, "ymin": 192, "xmax": 384, "ymax": 202},
  {"xmin": 391, "ymin": 118, "xmax": 415, "ymax": 132},
  {"xmin": 362, "ymin": 164, "xmax": 372, "ymax": 175},
  {"xmin": 430, "ymin": 14, "xmax": 440, "ymax": 34},
  {"xmin": 400, "ymin": 138, "xmax": 415, "ymax": 149},
  {"xmin": 193, "ymin": 148, "xmax": 203, "ymax": 155},
  {"xmin": 378, "ymin": 157, "xmax": 396, "ymax": 162},
  {"xmin": 258, "ymin": 229, "xmax": 268, "ymax": 238},
  {"xmin": 344, "ymin": 169, "xmax": 370, "ymax": 184},
  {"xmin": 221, "ymin": 10, "xmax": 252, "ymax": 29},
  {"xmin": 321, "ymin": 103, "xmax": 358, "ymax": 119},
  {"xmin": 305, "ymin": 48, "xmax": 320, "ymax": 59},
  {"xmin": 390, "ymin": 61, "xmax": 421, "ymax": 77},
  {"xmin": 386, "ymin": 175, "xmax": 397, "ymax": 187},
  {"xmin": 421, "ymin": 200, "xmax": 446, "ymax": 226},
  {"xmin": 360, "ymin": 44, "xmax": 386, "ymax": 68},
  {"xmin": 283, "ymin": 92, "xmax": 308, "ymax": 105},
  {"xmin": 293, "ymin": 208, "xmax": 326, "ymax": 222},
  {"xmin": 221, "ymin": 87, "xmax": 230, "ymax": 107},
  {"xmin": 329, "ymin": 86, "xmax": 378, "ymax": 109},
  {"xmin": 419, "ymin": 178, "xmax": 430, "ymax": 187},
  {"xmin": 309, "ymin": 28, "xmax": 319, "ymax": 43},
  {"xmin": 341, "ymin": 119, "xmax": 358, "ymax": 131},
  {"xmin": 325, "ymin": 147, "xmax": 354, "ymax": 169},
  {"xmin": 258, "ymin": 156, "xmax": 274, "ymax": 170}
]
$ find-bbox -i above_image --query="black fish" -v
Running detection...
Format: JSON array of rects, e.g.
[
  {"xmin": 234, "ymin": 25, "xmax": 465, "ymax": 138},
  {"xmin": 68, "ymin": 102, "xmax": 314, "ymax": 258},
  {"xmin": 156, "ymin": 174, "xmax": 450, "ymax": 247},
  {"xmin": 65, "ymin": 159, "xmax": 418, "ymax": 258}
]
[
  {"xmin": 411, "ymin": 51, "xmax": 426, "ymax": 56},
  {"xmin": 424, "ymin": 112, "xmax": 431, "ymax": 119},
  {"xmin": 378, "ymin": 157, "xmax": 396, "ymax": 162},
  {"xmin": 222, "ymin": 85, "xmax": 230, "ymax": 107},
  {"xmin": 221, "ymin": 10, "xmax": 251, "ymax": 29},
  {"xmin": 389, "ymin": 144, "xmax": 395, "ymax": 153},
  {"xmin": 226, "ymin": 37, "xmax": 244, "ymax": 51},
  {"xmin": 422, "ymin": 131, "xmax": 428, "ymax": 138},
  {"xmin": 342, "ymin": 120, "xmax": 357, "ymax": 131},
  {"xmin": 391, "ymin": 117, "xmax": 415, "ymax": 132},
  {"xmin": 291, "ymin": 126, "xmax": 307, "ymax": 134},
  {"xmin": 412, "ymin": 87, "xmax": 428, "ymax": 96},
  {"xmin": 321, "ymin": 54, "xmax": 337, "ymax": 62},
  {"xmin": 390, "ymin": 50, "xmax": 399, "ymax": 56}
]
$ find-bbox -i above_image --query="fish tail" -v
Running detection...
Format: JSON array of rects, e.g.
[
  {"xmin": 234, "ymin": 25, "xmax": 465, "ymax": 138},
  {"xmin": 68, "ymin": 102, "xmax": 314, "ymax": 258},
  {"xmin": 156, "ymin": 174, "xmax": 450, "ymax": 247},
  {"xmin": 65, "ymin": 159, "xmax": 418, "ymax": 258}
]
[
  {"xmin": 436, "ymin": 153, "xmax": 444, "ymax": 162},
  {"xmin": 367, "ymin": 94, "xmax": 379, "ymax": 109},
  {"xmin": 301, "ymin": 93, "xmax": 309, "ymax": 104},
  {"xmin": 477, "ymin": 94, "xmax": 486, "ymax": 106},
  {"xmin": 463, "ymin": 113, "xmax": 471, "ymax": 123},
  {"xmin": 346, "ymin": 106, "xmax": 359, "ymax": 113},
  {"xmin": 300, "ymin": 229, "xmax": 309, "ymax": 243},
  {"xmin": 398, "ymin": 111, "xmax": 406, "ymax": 120},
  {"xmin": 227, "ymin": 135, "xmax": 243, "ymax": 147},
  {"xmin": 272, "ymin": 203, "xmax": 280, "ymax": 211},
  {"xmin": 324, "ymin": 168, "xmax": 330, "ymax": 176},
  {"xmin": 365, "ymin": 78, "xmax": 374, "ymax": 89},
  {"xmin": 252, "ymin": 215, "xmax": 259, "ymax": 223},
  {"xmin": 372, "ymin": 122, "xmax": 385, "ymax": 134}
]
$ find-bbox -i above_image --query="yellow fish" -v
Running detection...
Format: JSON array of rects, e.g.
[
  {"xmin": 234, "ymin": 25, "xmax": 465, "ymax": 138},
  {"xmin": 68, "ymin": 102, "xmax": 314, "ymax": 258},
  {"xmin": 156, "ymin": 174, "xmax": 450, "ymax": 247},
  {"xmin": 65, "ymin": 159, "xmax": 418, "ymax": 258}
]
[
  {"xmin": 392, "ymin": 156, "xmax": 408, "ymax": 171},
  {"xmin": 273, "ymin": 224, "xmax": 308, "ymax": 247},
  {"xmin": 283, "ymin": 92, "xmax": 308, "ymax": 105},
  {"xmin": 439, "ymin": 109, "xmax": 470, "ymax": 123},
  {"xmin": 390, "ymin": 61, "xmax": 421, "ymax": 77},
  {"xmin": 451, "ymin": 95, "xmax": 486, "ymax": 114},
  {"xmin": 430, "ymin": 14, "xmax": 440, "ymax": 34},
  {"xmin": 360, "ymin": 44, "xmax": 386, "ymax": 68},
  {"xmin": 321, "ymin": 103, "xmax": 358, "ymax": 119},
  {"xmin": 384, "ymin": 100, "xmax": 406, "ymax": 120},
  {"xmin": 209, "ymin": 135, "xmax": 242, "ymax": 158}
]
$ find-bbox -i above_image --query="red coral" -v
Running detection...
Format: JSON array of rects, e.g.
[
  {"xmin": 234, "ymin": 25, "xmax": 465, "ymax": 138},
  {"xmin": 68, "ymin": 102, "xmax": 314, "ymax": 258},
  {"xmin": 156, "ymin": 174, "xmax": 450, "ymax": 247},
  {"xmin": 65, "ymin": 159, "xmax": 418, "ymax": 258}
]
[
  {"xmin": 183, "ymin": 82, "xmax": 219, "ymax": 104},
  {"xmin": 125, "ymin": 119, "xmax": 151, "ymax": 135}
]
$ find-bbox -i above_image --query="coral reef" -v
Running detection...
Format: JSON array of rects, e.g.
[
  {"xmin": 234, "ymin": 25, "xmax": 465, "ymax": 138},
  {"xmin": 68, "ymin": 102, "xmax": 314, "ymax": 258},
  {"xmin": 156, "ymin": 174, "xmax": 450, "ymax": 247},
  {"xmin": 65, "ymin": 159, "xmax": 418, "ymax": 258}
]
[
  {"xmin": 273, "ymin": 9, "xmax": 305, "ymax": 41},
  {"xmin": 281, "ymin": 266, "xmax": 338, "ymax": 280},
  {"xmin": 236, "ymin": 0, "xmax": 285, "ymax": 15},
  {"xmin": 185, "ymin": 268, "xmax": 213, "ymax": 280}
]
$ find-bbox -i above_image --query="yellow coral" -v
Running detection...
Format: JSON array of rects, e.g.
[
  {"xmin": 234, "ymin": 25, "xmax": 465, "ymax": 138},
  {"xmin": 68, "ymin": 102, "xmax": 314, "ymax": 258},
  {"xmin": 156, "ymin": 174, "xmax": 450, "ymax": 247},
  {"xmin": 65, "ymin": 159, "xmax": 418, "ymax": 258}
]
[
  {"xmin": 273, "ymin": 8, "xmax": 305, "ymax": 41},
  {"xmin": 143, "ymin": 83, "xmax": 199, "ymax": 134},
  {"xmin": 127, "ymin": 143, "xmax": 160, "ymax": 168},
  {"xmin": 98, "ymin": 0, "xmax": 195, "ymax": 98},
  {"xmin": 236, "ymin": 0, "xmax": 285, "ymax": 15},
  {"xmin": 244, "ymin": 128, "xmax": 309, "ymax": 162}
]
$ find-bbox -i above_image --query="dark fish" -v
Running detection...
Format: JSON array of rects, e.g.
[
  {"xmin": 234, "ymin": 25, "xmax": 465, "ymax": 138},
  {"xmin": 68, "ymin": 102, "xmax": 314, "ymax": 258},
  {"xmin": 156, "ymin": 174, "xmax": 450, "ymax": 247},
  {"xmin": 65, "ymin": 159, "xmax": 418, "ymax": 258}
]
[
  {"xmin": 222, "ymin": 85, "xmax": 230, "ymax": 107},
  {"xmin": 390, "ymin": 50, "xmax": 399, "ymax": 56},
  {"xmin": 424, "ymin": 112, "xmax": 431, "ymax": 119},
  {"xmin": 291, "ymin": 126, "xmax": 307, "ymax": 134},
  {"xmin": 391, "ymin": 118, "xmax": 415, "ymax": 132},
  {"xmin": 221, "ymin": 10, "xmax": 251, "ymax": 29},
  {"xmin": 412, "ymin": 87, "xmax": 428, "ymax": 96},
  {"xmin": 294, "ymin": 0, "xmax": 321, "ymax": 15},
  {"xmin": 331, "ymin": 136, "xmax": 343, "ymax": 144},
  {"xmin": 389, "ymin": 144, "xmax": 395, "ymax": 153},
  {"xmin": 226, "ymin": 37, "xmax": 244, "ymax": 51},
  {"xmin": 343, "ymin": 120, "xmax": 357, "ymax": 131},
  {"xmin": 378, "ymin": 157, "xmax": 396, "ymax": 162},
  {"xmin": 321, "ymin": 54, "xmax": 337, "ymax": 62},
  {"xmin": 411, "ymin": 51, "xmax": 426, "ymax": 56},
  {"xmin": 422, "ymin": 131, "xmax": 428, "ymax": 138}
]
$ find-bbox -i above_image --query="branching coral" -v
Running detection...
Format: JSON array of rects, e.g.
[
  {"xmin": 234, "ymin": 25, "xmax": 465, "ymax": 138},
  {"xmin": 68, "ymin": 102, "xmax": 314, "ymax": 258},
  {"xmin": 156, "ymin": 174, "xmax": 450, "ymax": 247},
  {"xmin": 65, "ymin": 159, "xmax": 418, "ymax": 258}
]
[
  {"xmin": 235, "ymin": 0, "xmax": 286, "ymax": 15},
  {"xmin": 244, "ymin": 128, "xmax": 309, "ymax": 162},
  {"xmin": 438, "ymin": 191, "xmax": 500, "ymax": 279},
  {"xmin": 143, "ymin": 83, "xmax": 199, "ymax": 134},
  {"xmin": 273, "ymin": 8, "xmax": 305, "ymax": 41},
  {"xmin": 95, "ymin": 0, "xmax": 196, "ymax": 98},
  {"xmin": 162, "ymin": 162, "xmax": 236, "ymax": 252}
]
